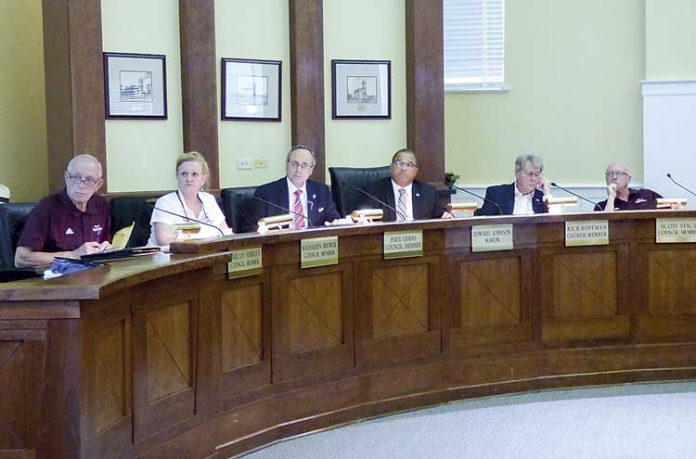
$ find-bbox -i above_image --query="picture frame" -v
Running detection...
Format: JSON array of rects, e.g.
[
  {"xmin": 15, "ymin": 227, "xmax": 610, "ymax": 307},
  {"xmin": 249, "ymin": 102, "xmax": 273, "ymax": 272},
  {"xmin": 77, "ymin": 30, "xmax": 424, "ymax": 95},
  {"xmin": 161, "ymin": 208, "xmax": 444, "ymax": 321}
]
[
  {"xmin": 221, "ymin": 58, "xmax": 282, "ymax": 121},
  {"xmin": 103, "ymin": 52, "xmax": 167, "ymax": 119},
  {"xmin": 332, "ymin": 59, "xmax": 391, "ymax": 119}
]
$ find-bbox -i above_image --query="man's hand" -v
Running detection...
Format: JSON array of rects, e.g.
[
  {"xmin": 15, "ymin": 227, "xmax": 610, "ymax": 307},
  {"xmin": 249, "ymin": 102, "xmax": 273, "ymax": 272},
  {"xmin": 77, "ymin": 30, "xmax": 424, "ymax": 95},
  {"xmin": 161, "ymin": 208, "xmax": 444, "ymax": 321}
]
[
  {"xmin": 540, "ymin": 177, "xmax": 551, "ymax": 197},
  {"xmin": 607, "ymin": 183, "xmax": 617, "ymax": 198},
  {"xmin": 72, "ymin": 241, "xmax": 109, "ymax": 257}
]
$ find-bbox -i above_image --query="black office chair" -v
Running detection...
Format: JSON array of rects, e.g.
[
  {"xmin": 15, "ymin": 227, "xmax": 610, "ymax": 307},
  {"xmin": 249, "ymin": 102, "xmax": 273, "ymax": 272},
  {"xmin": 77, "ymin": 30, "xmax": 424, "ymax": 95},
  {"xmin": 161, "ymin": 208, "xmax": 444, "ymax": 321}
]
[
  {"xmin": 220, "ymin": 186, "xmax": 257, "ymax": 233},
  {"xmin": 109, "ymin": 196, "xmax": 156, "ymax": 247},
  {"xmin": 0, "ymin": 202, "xmax": 36, "ymax": 271},
  {"xmin": 329, "ymin": 166, "xmax": 391, "ymax": 216}
]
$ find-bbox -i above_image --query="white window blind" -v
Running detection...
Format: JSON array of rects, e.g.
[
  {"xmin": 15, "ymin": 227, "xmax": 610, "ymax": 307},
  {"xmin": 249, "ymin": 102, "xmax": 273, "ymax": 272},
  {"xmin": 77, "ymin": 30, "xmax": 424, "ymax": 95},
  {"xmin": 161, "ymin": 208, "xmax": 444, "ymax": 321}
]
[{"xmin": 444, "ymin": 0, "xmax": 505, "ymax": 91}]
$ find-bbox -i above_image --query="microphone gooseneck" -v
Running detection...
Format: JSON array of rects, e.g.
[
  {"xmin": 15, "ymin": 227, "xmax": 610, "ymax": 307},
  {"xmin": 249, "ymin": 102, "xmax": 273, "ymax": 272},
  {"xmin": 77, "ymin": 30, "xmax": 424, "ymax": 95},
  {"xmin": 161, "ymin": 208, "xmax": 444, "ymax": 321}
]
[
  {"xmin": 351, "ymin": 185, "xmax": 404, "ymax": 220},
  {"xmin": 448, "ymin": 184, "xmax": 502, "ymax": 215},
  {"xmin": 153, "ymin": 205, "xmax": 225, "ymax": 236},
  {"xmin": 252, "ymin": 194, "xmax": 310, "ymax": 224},
  {"xmin": 666, "ymin": 173, "xmax": 696, "ymax": 198},
  {"xmin": 550, "ymin": 182, "xmax": 599, "ymax": 209}
]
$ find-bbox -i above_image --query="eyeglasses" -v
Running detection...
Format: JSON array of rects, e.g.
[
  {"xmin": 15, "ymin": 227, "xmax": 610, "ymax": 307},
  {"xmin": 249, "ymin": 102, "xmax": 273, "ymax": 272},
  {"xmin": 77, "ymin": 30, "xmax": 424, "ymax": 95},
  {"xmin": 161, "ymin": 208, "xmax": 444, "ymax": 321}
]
[
  {"xmin": 605, "ymin": 171, "xmax": 629, "ymax": 178},
  {"xmin": 287, "ymin": 160, "xmax": 314, "ymax": 171},
  {"xmin": 66, "ymin": 174, "xmax": 100, "ymax": 186},
  {"xmin": 392, "ymin": 160, "xmax": 418, "ymax": 169}
]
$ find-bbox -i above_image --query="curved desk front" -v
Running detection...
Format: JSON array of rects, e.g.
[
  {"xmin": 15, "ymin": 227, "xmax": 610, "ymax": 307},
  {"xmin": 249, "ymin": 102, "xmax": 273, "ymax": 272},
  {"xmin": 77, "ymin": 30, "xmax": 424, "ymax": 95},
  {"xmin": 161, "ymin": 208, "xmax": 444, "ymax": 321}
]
[{"xmin": 2, "ymin": 211, "xmax": 696, "ymax": 458}]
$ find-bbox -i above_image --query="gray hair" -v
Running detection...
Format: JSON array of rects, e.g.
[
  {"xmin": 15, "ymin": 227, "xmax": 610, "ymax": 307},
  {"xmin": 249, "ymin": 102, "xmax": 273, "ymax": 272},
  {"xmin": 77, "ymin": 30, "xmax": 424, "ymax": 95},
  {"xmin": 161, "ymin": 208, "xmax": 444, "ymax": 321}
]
[
  {"xmin": 514, "ymin": 154, "xmax": 544, "ymax": 173},
  {"xmin": 286, "ymin": 145, "xmax": 316, "ymax": 165},
  {"xmin": 67, "ymin": 154, "xmax": 103, "ymax": 178}
]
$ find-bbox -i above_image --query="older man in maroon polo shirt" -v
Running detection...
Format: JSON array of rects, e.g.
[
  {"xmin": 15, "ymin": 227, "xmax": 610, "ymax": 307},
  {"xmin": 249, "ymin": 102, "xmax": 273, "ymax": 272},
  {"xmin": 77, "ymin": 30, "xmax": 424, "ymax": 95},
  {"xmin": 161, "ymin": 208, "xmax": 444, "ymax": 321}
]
[{"xmin": 15, "ymin": 154, "xmax": 111, "ymax": 268}]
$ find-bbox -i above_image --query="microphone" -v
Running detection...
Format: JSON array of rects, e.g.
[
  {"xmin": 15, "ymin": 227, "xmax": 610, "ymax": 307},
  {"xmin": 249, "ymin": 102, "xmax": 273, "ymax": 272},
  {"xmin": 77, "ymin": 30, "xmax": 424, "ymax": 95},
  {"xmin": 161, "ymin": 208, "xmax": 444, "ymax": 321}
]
[
  {"xmin": 666, "ymin": 173, "xmax": 696, "ymax": 198},
  {"xmin": 448, "ymin": 184, "xmax": 502, "ymax": 215},
  {"xmin": 349, "ymin": 184, "xmax": 404, "ymax": 220},
  {"xmin": 153, "ymin": 206, "xmax": 225, "ymax": 236},
  {"xmin": 550, "ymin": 182, "xmax": 599, "ymax": 210},
  {"xmin": 252, "ymin": 195, "xmax": 310, "ymax": 226}
]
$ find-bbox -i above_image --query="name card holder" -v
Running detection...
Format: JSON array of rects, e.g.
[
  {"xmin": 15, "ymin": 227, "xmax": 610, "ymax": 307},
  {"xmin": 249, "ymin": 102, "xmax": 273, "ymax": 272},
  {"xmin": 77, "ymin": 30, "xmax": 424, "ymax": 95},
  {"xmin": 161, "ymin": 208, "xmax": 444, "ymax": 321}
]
[
  {"xmin": 384, "ymin": 230, "xmax": 423, "ymax": 259},
  {"xmin": 228, "ymin": 247, "xmax": 263, "ymax": 279},
  {"xmin": 565, "ymin": 220, "xmax": 609, "ymax": 247},
  {"xmin": 471, "ymin": 224, "xmax": 513, "ymax": 252},
  {"xmin": 301, "ymin": 236, "xmax": 339, "ymax": 268},
  {"xmin": 656, "ymin": 218, "xmax": 696, "ymax": 243}
]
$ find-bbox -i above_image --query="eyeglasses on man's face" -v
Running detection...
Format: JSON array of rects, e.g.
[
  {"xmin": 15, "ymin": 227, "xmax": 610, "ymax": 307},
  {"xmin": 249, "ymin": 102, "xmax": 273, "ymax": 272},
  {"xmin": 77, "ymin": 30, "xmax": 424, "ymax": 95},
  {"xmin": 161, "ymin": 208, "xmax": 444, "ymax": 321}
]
[
  {"xmin": 287, "ymin": 160, "xmax": 314, "ymax": 171},
  {"xmin": 392, "ymin": 159, "xmax": 418, "ymax": 169},
  {"xmin": 66, "ymin": 174, "xmax": 100, "ymax": 186},
  {"xmin": 605, "ymin": 171, "xmax": 629, "ymax": 178}
]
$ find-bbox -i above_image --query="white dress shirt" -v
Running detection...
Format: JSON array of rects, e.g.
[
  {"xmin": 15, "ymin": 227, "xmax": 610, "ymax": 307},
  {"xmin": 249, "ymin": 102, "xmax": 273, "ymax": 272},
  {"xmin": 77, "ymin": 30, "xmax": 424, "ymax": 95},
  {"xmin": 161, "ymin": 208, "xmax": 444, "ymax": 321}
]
[
  {"xmin": 287, "ymin": 178, "xmax": 309, "ymax": 227},
  {"xmin": 512, "ymin": 184, "xmax": 535, "ymax": 215},
  {"xmin": 391, "ymin": 180, "xmax": 414, "ymax": 221}
]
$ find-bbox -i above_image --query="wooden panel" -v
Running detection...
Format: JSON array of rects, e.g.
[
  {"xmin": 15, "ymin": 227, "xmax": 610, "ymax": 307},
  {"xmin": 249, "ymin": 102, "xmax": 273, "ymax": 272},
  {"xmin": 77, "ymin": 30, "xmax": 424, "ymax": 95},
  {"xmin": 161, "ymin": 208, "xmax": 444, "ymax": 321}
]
[
  {"xmin": 272, "ymin": 265, "xmax": 353, "ymax": 383},
  {"xmin": 145, "ymin": 301, "xmax": 192, "ymax": 403},
  {"xmin": 551, "ymin": 252, "xmax": 617, "ymax": 320},
  {"xmin": 447, "ymin": 254, "xmax": 533, "ymax": 351},
  {"xmin": 405, "ymin": 0, "xmax": 444, "ymax": 183},
  {"xmin": 288, "ymin": 272, "xmax": 343, "ymax": 354},
  {"xmin": 289, "ymin": 0, "xmax": 326, "ymax": 180},
  {"xmin": 133, "ymin": 282, "xmax": 200, "ymax": 441},
  {"xmin": 357, "ymin": 257, "xmax": 441, "ymax": 369},
  {"xmin": 179, "ymin": 0, "xmax": 219, "ymax": 188},
  {"xmin": 93, "ymin": 319, "xmax": 130, "ymax": 433},
  {"xmin": 221, "ymin": 285, "xmax": 263, "ymax": 371},
  {"xmin": 41, "ymin": 0, "xmax": 105, "ymax": 192},
  {"xmin": 372, "ymin": 264, "xmax": 429, "ymax": 339},
  {"xmin": 647, "ymin": 249, "xmax": 696, "ymax": 315},
  {"xmin": 541, "ymin": 247, "xmax": 630, "ymax": 342},
  {"xmin": 0, "ymin": 332, "xmax": 45, "ymax": 450}
]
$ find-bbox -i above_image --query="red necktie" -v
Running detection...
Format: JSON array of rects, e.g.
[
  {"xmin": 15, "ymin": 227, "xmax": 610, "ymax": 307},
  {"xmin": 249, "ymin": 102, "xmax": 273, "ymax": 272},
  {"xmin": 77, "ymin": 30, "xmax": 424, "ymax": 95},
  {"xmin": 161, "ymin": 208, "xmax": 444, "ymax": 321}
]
[{"xmin": 293, "ymin": 189, "xmax": 305, "ymax": 229}]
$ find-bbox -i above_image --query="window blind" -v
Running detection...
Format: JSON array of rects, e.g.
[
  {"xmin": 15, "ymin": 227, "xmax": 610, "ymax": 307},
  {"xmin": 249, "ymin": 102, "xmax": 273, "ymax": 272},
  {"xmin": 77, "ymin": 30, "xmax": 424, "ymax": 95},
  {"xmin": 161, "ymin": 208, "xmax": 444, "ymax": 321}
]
[{"xmin": 444, "ymin": 0, "xmax": 505, "ymax": 91}]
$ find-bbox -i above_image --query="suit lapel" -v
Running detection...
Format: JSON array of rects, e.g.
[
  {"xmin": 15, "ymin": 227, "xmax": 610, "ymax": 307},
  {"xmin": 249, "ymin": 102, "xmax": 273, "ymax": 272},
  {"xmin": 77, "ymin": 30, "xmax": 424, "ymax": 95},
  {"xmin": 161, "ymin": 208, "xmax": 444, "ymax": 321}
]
[
  {"xmin": 503, "ymin": 183, "xmax": 515, "ymax": 214},
  {"xmin": 411, "ymin": 181, "xmax": 422, "ymax": 219}
]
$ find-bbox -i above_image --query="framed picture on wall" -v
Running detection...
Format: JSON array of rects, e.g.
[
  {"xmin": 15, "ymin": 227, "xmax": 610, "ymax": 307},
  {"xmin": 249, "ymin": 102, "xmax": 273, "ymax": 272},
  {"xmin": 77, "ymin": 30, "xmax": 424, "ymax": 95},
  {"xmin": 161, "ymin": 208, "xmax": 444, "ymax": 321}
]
[
  {"xmin": 221, "ymin": 58, "xmax": 282, "ymax": 121},
  {"xmin": 332, "ymin": 59, "xmax": 391, "ymax": 119},
  {"xmin": 103, "ymin": 52, "xmax": 168, "ymax": 119}
]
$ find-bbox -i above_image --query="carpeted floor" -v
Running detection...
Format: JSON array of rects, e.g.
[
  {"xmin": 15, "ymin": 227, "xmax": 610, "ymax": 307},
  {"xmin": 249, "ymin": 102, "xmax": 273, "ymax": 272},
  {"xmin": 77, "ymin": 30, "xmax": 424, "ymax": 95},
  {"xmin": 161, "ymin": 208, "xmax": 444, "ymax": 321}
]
[{"xmin": 243, "ymin": 382, "xmax": 696, "ymax": 458}]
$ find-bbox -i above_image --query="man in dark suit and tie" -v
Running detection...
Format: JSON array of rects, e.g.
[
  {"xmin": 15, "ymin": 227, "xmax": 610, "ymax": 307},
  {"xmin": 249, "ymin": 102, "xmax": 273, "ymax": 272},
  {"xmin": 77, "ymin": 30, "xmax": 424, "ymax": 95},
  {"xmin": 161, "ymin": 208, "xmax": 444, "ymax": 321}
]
[
  {"xmin": 364, "ymin": 148, "xmax": 446, "ymax": 221},
  {"xmin": 240, "ymin": 145, "xmax": 341, "ymax": 232},
  {"xmin": 475, "ymin": 154, "xmax": 550, "ymax": 216}
]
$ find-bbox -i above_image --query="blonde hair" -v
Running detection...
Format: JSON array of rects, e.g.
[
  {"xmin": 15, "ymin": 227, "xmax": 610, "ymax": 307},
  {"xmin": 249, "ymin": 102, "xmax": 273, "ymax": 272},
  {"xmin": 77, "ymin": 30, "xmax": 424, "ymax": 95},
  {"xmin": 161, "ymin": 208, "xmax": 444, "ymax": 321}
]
[{"xmin": 176, "ymin": 151, "xmax": 210, "ymax": 188}]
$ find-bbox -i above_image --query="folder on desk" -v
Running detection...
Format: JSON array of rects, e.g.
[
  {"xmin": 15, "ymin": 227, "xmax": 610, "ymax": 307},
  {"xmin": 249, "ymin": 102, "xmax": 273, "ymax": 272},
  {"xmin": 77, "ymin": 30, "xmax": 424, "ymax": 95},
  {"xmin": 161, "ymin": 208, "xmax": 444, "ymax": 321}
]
[{"xmin": 80, "ymin": 246, "xmax": 161, "ymax": 262}]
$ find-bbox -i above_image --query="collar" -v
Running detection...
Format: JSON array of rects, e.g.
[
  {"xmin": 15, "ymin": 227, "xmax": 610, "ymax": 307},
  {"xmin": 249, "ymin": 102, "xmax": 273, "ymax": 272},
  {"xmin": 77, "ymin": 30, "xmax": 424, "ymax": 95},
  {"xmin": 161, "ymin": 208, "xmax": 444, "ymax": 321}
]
[
  {"xmin": 391, "ymin": 179, "xmax": 413, "ymax": 195},
  {"xmin": 287, "ymin": 177, "xmax": 307, "ymax": 196},
  {"xmin": 514, "ymin": 183, "xmax": 534, "ymax": 198},
  {"xmin": 60, "ymin": 188, "xmax": 95, "ymax": 216}
]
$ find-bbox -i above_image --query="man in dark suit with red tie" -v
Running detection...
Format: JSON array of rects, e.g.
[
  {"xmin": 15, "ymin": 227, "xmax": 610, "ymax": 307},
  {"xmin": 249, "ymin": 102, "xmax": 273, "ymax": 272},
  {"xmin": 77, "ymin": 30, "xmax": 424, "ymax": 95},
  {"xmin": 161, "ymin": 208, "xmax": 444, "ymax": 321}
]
[
  {"xmin": 364, "ymin": 148, "xmax": 446, "ymax": 221},
  {"xmin": 240, "ymin": 145, "xmax": 341, "ymax": 232}
]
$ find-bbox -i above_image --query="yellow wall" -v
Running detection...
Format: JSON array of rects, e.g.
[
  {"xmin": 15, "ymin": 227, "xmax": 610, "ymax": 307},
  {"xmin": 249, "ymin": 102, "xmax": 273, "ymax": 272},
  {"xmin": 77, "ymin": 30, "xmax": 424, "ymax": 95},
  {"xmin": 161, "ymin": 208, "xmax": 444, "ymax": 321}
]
[
  {"xmin": 101, "ymin": 0, "xmax": 184, "ymax": 192},
  {"xmin": 645, "ymin": 0, "xmax": 696, "ymax": 79},
  {"xmin": 0, "ymin": 0, "xmax": 48, "ymax": 201},
  {"xmin": 323, "ymin": 0, "xmax": 407, "ymax": 174},
  {"xmin": 215, "ymin": 0, "xmax": 292, "ymax": 188},
  {"xmin": 445, "ymin": 0, "xmax": 646, "ymax": 186}
]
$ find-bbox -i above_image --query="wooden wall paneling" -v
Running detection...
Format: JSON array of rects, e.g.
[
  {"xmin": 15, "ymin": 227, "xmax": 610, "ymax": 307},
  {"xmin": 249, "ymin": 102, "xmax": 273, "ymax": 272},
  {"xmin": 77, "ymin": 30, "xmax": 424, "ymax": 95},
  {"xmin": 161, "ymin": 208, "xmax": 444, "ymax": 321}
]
[
  {"xmin": 131, "ymin": 273, "xmax": 205, "ymax": 444},
  {"xmin": 356, "ymin": 256, "xmax": 442, "ymax": 370},
  {"xmin": 405, "ymin": 0, "xmax": 445, "ymax": 183},
  {"xmin": 0, "ymin": 323, "xmax": 46, "ymax": 455},
  {"xmin": 35, "ymin": 319, "xmax": 81, "ymax": 458},
  {"xmin": 217, "ymin": 274, "xmax": 273, "ymax": 408},
  {"xmin": 271, "ymin": 263, "xmax": 354, "ymax": 384},
  {"xmin": 179, "ymin": 0, "xmax": 220, "ymax": 189},
  {"xmin": 634, "ymin": 243, "xmax": 696, "ymax": 339},
  {"xmin": 447, "ymin": 252, "xmax": 534, "ymax": 354},
  {"xmin": 42, "ymin": 0, "xmax": 106, "ymax": 191},
  {"xmin": 82, "ymin": 296, "xmax": 133, "ymax": 459},
  {"xmin": 540, "ymin": 245, "xmax": 631, "ymax": 343},
  {"xmin": 289, "ymin": 0, "xmax": 326, "ymax": 181}
]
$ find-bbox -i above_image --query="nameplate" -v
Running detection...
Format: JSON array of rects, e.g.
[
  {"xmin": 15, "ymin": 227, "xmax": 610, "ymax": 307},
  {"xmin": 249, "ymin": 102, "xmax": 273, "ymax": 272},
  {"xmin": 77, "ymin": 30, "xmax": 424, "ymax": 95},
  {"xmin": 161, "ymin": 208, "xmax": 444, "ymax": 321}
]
[
  {"xmin": 384, "ymin": 230, "xmax": 423, "ymax": 259},
  {"xmin": 471, "ymin": 224, "xmax": 513, "ymax": 252},
  {"xmin": 565, "ymin": 220, "xmax": 609, "ymax": 247},
  {"xmin": 227, "ymin": 247, "xmax": 263, "ymax": 279},
  {"xmin": 301, "ymin": 236, "xmax": 339, "ymax": 269},
  {"xmin": 656, "ymin": 218, "xmax": 696, "ymax": 243}
]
